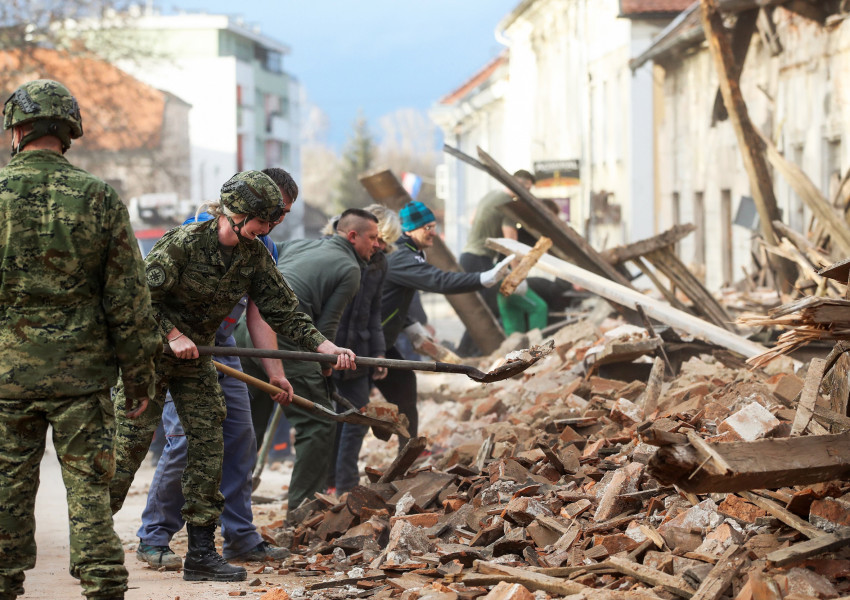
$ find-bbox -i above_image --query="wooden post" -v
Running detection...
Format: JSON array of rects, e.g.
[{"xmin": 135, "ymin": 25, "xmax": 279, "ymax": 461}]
[{"xmin": 699, "ymin": 0, "xmax": 794, "ymax": 289}]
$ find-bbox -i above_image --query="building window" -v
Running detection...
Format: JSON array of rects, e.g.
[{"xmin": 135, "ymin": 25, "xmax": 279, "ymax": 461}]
[
  {"xmin": 721, "ymin": 189, "xmax": 733, "ymax": 286},
  {"xmin": 264, "ymin": 93, "xmax": 282, "ymax": 133},
  {"xmin": 254, "ymin": 44, "xmax": 283, "ymax": 74},
  {"xmin": 265, "ymin": 140, "xmax": 282, "ymax": 167},
  {"xmin": 694, "ymin": 191, "xmax": 705, "ymax": 267}
]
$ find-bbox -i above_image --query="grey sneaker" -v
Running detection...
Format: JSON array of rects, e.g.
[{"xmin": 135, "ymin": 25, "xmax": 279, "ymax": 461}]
[
  {"xmin": 136, "ymin": 543, "xmax": 182, "ymax": 570},
  {"xmin": 228, "ymin": 541, "xmax": 290, "ymax": 562}
]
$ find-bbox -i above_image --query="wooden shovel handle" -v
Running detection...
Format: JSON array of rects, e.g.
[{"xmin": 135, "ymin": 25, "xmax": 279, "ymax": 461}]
[{"xmin": 212, "ymin": 360, "xmax": 314, "ymax": 412}]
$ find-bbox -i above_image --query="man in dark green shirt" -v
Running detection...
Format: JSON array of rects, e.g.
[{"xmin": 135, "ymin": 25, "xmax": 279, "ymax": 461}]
[{"xmin": 236, "ymin": 208, "xmax": 380, "ymax": 512}]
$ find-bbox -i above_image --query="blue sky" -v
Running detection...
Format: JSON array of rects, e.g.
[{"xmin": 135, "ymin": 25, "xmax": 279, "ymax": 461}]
[{"xmin": 166, "ymin": 1, "xmax": 519, "ymax": 147}]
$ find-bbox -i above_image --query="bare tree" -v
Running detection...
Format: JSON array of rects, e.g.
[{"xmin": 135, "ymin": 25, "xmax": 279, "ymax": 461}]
[{"xmin": 299, "ymin": 97, "xmax": 340, "ymax": 216}]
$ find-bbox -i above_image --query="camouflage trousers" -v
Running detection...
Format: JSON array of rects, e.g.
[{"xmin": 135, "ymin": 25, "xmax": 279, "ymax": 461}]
[
  {"xmin": 0, "ymin": 391, "xmax": 127, "ymax": 599},
  {"xmin": 110, "ymin": 354, "xmax": 226, "ymax": 526}
]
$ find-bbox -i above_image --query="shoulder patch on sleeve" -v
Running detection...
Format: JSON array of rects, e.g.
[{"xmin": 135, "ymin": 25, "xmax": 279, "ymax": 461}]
[{"xmin": 146, "ymin": 264, "xmax": 166, "ymax": 288}]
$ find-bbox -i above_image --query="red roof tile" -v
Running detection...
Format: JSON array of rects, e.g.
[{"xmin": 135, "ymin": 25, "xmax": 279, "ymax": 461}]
[
  {"xmin": 620, "ymin": 0, "xmax": 693, "ymax": 15},
  {"xmin": 439, "ymin": 52, "xmax": 507, "ymax": 106},
  {"xmin": 0, "ymin": 48, "xmax": 166, "ymax": 152}
]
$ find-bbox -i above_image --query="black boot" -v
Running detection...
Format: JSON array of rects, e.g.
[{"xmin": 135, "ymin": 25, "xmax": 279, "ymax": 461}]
[{"xmin": 183, "ymin": 524, "xmax": 247, "ymax": 582}]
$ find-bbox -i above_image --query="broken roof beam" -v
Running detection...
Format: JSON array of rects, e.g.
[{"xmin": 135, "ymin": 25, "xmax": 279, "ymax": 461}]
[
  {"xmin": 487, "ymin": 237, "xmax": 769, "ymax": 359},
  {"xmin": 647, "ymin": 431, "xmax": 850, "ymax": 493},
  {"xmin": 359, "ymin": 169, "xmax": 506, "ymax": 354}
]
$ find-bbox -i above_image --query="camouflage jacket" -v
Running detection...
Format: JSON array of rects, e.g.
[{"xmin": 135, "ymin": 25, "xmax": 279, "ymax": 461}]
[
  {"xmin": 145, "ymin": 217, "xmax": 326, "ymax": 351},
  {"xmin": 0, "ymin": 150, "xmax": 161, "ymax": 400}
]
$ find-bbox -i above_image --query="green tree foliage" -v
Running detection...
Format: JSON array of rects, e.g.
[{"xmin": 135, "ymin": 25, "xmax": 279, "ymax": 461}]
[{"xmin": 333, "ymin": 114, "xmax": 376, "ymax": 212}]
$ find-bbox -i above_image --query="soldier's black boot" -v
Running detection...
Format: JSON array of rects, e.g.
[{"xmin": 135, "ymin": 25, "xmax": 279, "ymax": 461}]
[{"xmin": 183, "ymin": 524, "xmax": 247, "ymax": 582}]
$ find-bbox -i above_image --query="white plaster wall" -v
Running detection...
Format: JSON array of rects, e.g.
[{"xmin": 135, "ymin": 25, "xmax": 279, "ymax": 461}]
[{"xmin": 657, "ymin": 9, "xmax": 850, "ymax": 291}]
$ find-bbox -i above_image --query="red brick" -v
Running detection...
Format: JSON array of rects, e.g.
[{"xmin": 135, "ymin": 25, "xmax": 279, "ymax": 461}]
[
  {"xmin": 594, "ymin": 462, "xmax": 643, "ymax": 522},
  {"xmin": 474, "ymin": 396, "xmax": 505, "ymax": 418},
  {"xmin": 718, "ymin": 494, "xmax": 769, "ymax": 524},
  {"xmin": 592, "ymin": 533, "xmax": 639, "ymax": 554},
  {"xmin": 390, "ymin": 513, "xmax": 440, "ymax": 528},
  {"xmin": 718, "ymin": 402, "xmax": 781, "ymax": 441},
  {"xmin": 810, "ymin": 498, "xmax": 850, "ymax": 532},
  {"xmin": 482, "ymin": 581, "xmax": 535, "ymax": 600}
]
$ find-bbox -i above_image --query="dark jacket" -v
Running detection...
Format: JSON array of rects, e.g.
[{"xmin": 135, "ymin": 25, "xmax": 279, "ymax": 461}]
[
  {"xmin": 236, "ymin": 234, "xmax": 364, "ymax": 379},
  {"xmin": 381, "ymin": 234, "xmax": 482, "ymax": 348},
  {"xmin": 335, "ymin": 251, "xmax": 387, "ymax": 380}
]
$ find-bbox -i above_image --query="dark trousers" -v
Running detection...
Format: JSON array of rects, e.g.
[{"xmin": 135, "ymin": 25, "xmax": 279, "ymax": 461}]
[
  {"xmin": 328, "ymin": 374, "xmax": 371, "ymax": 493},
  {"xmin": 458, "ymin": 252, "xmax": 499, "ymax": 356},
  {"xmin": 374, "ymin": 346, "xmax": 418, "ymax": 455}
]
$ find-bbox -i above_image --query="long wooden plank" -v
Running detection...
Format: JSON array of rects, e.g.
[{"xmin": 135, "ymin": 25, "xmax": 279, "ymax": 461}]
[
  {"xmin": 647, "ymin": 431, "xmax": 850, "ymax": 493},
  {"xmin": 358, "ymin": 169, "xmax": 505, "ymax": 354},
  {"xmin": 757, "ymin": 130, "xmax": 850, "ymax": 256},
  {"xmin": 740, "ymin": 492, "xmax": 823, "ymax": 539},
  {"xmin": 790, "ymin": 358, "xmax": 827, "ymax": 436},
  {"xmin": 690, "ymin": 545, "xmax": 746, "ymax": 600},
  {"xmin": 500, "ymin": 236, "xmax": 552, "ymax": 296},
  {"xmin": 645, "ymin": 247, "xmax": 734, "ymax": 331},
  {"xmin": 487, "ymin": 238, "xmax": 769, "ymax": 358},
  {"xmin": 766, "ymin": 531, "xmax": 850, "ymax": 567},
  {"xmin": 473, "ymin": 560, "xmax": 587, "ymax": 596},
  {"xmin": 606, "ymin": 556, "xmax": 694, "ymax": 598},
  {"xmin": 602, "ymin": 224, "xmax": 696, "ymax": 265},
  {"xmin": 474, "ymin": 146, "xmax": 635, "ymax": 289}
]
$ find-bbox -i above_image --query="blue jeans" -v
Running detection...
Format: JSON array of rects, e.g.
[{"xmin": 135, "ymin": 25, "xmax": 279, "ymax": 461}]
[
  {"xmin": 331, "ymin": 375, "xmax": 370, "ymax": 493},
  {"xmin": 136, "ymin": 352, "xmax": 262, "ymax": 558}
]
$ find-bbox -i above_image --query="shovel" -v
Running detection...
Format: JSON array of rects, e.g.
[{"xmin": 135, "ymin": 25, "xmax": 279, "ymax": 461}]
[
  {"xmin": 212, "ymin": 360, "xmax": 409, "ymax": 437},
  {"xmin": 200, "ymin": 340, "xmax": 553, "ymax": 384},
  {"xmin": 212, "ymin": 361, "xmax": 411, "ymax": 491}
]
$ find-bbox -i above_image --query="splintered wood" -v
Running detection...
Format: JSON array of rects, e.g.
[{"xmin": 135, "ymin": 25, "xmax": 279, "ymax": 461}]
[{"xmin": 258, "ymin": 317, "xmax": 850, "ymax": 600}]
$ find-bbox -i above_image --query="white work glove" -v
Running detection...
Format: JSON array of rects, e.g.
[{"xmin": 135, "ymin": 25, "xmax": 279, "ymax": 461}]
[
  {"xmin": 480, "ymin": 254, "xmax": 515, "ymax": 288},
  {"xmin": 403, "ymin": 322, "xmax": 429, "ymax": 342},
  {"xmin": 515, "ymin": 280, "xmax": 529, "ymax": 296}
]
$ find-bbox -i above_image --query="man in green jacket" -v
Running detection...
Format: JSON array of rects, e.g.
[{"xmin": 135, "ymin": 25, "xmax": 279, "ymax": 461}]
[
  {"xmin": 236, "ymin": 207, "xmax": 380, "ymax": 512},
  {"xmin": 0, "ymin": 79, "xmax": 161, "ymax": 600}
]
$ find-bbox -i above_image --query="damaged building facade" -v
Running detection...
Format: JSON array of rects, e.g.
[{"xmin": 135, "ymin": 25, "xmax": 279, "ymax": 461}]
[
  {"xmin": 432, "ymin": 0, "xmax": 690, "ymax": 260},
  {"xmin": 635, "ymin": 2, "xmax": 850, "ymax": 291}
]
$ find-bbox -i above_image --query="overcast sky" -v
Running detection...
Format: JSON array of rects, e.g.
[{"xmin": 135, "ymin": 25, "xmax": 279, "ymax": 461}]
[{"xmin": 166, "ymin": 1, "xmax": 519, "ymax": 148}]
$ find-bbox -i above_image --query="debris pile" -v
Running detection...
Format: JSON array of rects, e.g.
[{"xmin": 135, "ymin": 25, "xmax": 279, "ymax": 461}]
[{"xmin": 253, "ymin": 319, "xmax": 850, "ymax": 600}]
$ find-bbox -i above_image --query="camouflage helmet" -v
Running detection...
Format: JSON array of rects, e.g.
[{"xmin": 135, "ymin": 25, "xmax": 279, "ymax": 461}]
[
  {"xmin": 220, "ymin": 170, "xmax": 284, "ymax": 222},
  {"xmin": 3, "ymin": 79, "xmax": 83, "ymax": 140}
]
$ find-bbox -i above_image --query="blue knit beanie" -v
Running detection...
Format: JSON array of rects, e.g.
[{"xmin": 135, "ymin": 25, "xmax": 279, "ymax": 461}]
[{"xmin": 399, "ymin": 201, "xmax": 435, "ymax": 232}]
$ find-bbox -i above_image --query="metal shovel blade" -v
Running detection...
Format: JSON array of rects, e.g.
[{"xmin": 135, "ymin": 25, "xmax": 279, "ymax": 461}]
[{"xmin": 468, "ymin": 340, "xmax": 555, "ymax": 383}]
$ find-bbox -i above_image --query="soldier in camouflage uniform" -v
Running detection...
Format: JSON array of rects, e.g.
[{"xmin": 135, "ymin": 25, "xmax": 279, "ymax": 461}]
[
  {"xmin": 0, "ymin": 80, "xmax": 161, "ymax": 600},
  {"xmin": 109, "ymin": 169, "xmax": 356, "ymax": 582}
]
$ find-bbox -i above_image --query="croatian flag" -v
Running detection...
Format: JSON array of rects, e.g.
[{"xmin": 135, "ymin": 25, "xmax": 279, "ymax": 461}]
[{"xmin": 401, "ymin": 172, "xmax": 422, "ymax": 200}]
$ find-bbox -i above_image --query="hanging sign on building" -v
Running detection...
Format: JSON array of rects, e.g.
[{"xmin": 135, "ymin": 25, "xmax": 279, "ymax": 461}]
[{"xmin": 533, "ymin": 159, "xmax": 580, "ymax": 188}]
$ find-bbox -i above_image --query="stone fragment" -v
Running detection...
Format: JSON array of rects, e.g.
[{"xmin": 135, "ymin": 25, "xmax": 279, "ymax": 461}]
[
  {"xmin": 593, "ymin": 462, "xmax": 643, "ymax": 521},
  {"xmin": 718, "ymin": 494, "xmax": 769, "ymax": 524},
  {"xmin": 718, "ymin": 402, "xmax": 782, "ymax": 441},
  {"xmin": 774, "ymin": 567, "xmax": 839, "ymax": 599}
]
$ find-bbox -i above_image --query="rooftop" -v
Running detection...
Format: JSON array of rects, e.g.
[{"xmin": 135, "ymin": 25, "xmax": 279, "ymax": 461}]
[{"xmin": 0, "ymin": 48, "xmax": 177, "ymax": 152}]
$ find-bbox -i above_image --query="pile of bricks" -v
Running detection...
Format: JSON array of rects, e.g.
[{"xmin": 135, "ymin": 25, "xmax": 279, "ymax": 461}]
[{"xmin": 255, "ymin": 318, "xmax": 850, "ymax": 600}]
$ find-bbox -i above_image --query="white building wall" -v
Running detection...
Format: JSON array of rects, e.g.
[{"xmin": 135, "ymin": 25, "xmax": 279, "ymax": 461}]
[{"xmin": 657, "ymin": 9, "xmax": 850, "ymax": 291}]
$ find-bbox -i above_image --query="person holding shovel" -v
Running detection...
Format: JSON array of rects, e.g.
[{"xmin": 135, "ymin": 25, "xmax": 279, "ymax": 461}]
[
  {"xmin": 377, "ymin": 201, "xmax": 514, "ymax": 451},
  {"xmin": 134, "ymin": 168, "xmax": 297, "ymax": 572},
  {"xmin": 109, "ymin": 170, "xmax": 355, "ymax": 583},
  {"xmin": 235, "ymin": 208, "xmax": 380, "ymax": 514}
]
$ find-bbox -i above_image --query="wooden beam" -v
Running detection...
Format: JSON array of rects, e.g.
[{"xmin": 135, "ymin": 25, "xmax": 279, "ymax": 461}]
[
  {"xmin": 606, "ymin": 556, "xmax": 695, "ymax": 598},
  {"xmin": 487, "ymin": 238, "xmax": 770, "ymax": 359},
  {"xmin": 757, "ymin": 130, "xmax": 850, "ymax": 256},
  {"xmin": 740, "ymin": 492, "xmax": 823, "ymax": 539},
  {"xmin": 500, "ymin": 236, "xmax": 552, "ymax": 296},
  {"xmin": 711, "ymin": 8, "xmax": 758, "ymax": 124},
  {"xmin": 358, "ymin": 169, "xmax": 506, "ymax": 354},
  {"xmin": 647, "ymin": 431, "xmax": 850, "ymax": 493},
  {"xmin": 766, "ymin": 531, "xmax": 850, "ymax": 567},
  {"xmin": 602, "ymin": 224, "xmax": 696, "ymax": 265},
  {"xmin": 690, "ymin": 545, "xmax": 747, "ymax": 600},
  {"xmin": 790, "ymin": 358, "xmax": 827, "ymax": 436},
  {"xmin": 700, "ymin": 0, "xmax": 782, "ymax": 246}
]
